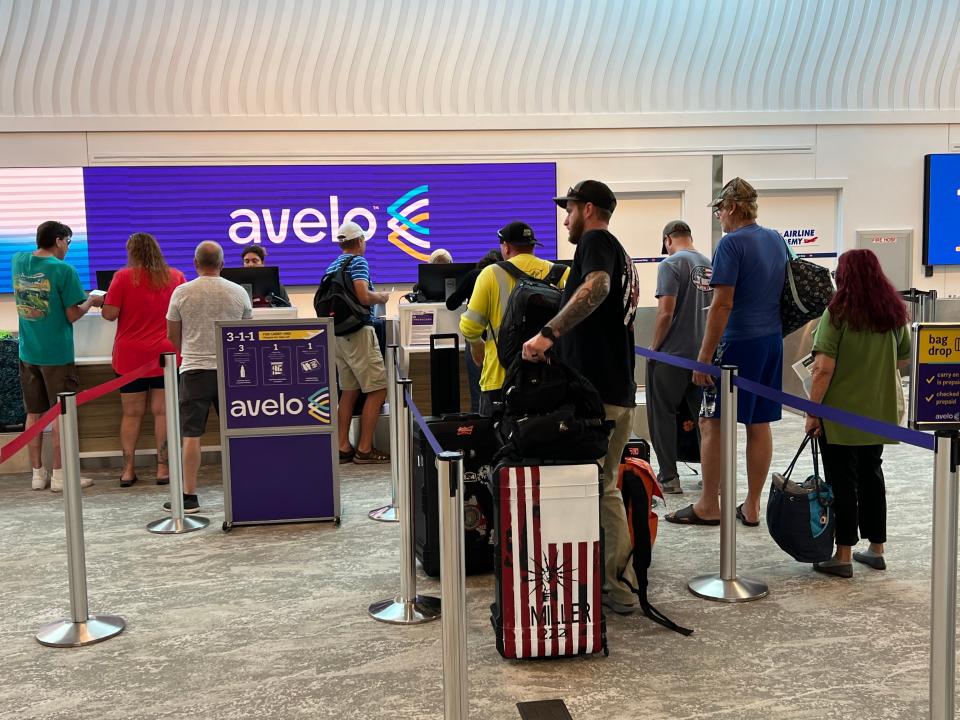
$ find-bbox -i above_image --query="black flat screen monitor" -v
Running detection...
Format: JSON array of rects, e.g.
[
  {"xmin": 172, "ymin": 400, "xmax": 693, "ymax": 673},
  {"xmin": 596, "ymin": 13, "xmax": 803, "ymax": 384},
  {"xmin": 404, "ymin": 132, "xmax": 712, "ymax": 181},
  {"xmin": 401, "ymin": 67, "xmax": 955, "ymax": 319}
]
[
  {"xmin": 220, "ymin": 266, "xmax": 282, "ymax": 306},
  {"xmin": 416, "ymin": 262, "xmax": 475, "ymax": 302},
  {"xmin": 96, "ymin": 270, "xmax": 117, "ymax": 291}
]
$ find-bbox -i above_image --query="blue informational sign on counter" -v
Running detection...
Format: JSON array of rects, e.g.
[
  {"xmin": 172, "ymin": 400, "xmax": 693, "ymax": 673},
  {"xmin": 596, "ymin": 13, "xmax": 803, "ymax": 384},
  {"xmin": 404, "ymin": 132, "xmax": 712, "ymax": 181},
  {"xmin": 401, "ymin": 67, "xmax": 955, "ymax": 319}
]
[
  {"xmin": 910, "ymin": 323, "xmax": 960, "ymax": 429},
  {"xmin": 217, "ymin": 318, "xmax": 340, "ymax": 528}
]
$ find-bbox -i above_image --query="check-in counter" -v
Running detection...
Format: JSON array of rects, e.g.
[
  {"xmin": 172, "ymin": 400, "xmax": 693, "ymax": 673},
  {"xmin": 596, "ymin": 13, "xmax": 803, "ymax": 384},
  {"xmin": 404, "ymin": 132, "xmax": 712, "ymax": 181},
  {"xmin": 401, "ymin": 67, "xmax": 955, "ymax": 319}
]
[
  {"xmin": 74, "ymin": 306, "xmax": 297, "ymax": 459},
  {"xmin": 397, "ymin": 301, "xmax": 472, "ymax": 415}
]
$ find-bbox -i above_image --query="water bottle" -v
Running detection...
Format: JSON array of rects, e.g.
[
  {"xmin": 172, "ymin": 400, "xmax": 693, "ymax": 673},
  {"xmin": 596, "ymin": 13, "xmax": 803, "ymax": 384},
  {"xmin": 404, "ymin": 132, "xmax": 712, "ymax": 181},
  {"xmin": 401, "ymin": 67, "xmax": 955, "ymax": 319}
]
[{"xmin": 701, "ymin": 385, "xmax": 717, "ymax": 417}]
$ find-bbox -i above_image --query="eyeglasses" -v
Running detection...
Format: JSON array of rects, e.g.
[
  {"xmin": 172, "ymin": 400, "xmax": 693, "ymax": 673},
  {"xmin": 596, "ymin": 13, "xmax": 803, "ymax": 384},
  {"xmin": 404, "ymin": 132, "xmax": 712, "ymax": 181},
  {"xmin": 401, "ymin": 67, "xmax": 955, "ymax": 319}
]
[
  {"xmin": 62, "ymin": 236, "xmax": 72, "ymax": 246},
  {"xmin": 712, "ymin": 208, "xmax": 722, "ymax": 219}
]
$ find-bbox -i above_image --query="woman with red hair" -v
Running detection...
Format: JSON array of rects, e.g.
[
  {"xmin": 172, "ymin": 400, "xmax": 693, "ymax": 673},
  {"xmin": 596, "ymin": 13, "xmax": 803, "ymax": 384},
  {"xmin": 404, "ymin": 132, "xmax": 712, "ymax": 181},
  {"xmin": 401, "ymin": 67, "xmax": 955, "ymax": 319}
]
[{"xmin": 804, "ymin": 249, "xmax": 910, "ymax": 577}]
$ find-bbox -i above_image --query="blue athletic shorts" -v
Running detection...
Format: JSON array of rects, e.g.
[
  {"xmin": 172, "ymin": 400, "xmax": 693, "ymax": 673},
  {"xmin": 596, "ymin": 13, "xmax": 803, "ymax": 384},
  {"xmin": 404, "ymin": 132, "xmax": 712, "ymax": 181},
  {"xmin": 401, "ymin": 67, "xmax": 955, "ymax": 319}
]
[{"xmin": 702, "ymin": 333, "xmax": 783, "ymax": 424}]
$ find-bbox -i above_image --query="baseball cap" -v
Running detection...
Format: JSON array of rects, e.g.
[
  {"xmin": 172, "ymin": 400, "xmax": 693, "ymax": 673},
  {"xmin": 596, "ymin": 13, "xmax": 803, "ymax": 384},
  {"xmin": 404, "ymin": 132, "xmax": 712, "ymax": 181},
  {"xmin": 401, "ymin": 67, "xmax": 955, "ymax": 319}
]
[
  {"xmin": 709, "ymin": 177, "xmax": 758, "ymax": 208},
  {"xmin": 336, "ymin": 221, "xmax": 366, "ymax": 244},
  {"xmin": 661, "ymin": 220, "xmax": 692, "ymax": 254},
  {"xmin": 497, "ymin": 221, "xmax": 541, "ymax": 246},
  {"xmin": 553, "ymin": 180, "xmax": 617, "ymax": 213}
]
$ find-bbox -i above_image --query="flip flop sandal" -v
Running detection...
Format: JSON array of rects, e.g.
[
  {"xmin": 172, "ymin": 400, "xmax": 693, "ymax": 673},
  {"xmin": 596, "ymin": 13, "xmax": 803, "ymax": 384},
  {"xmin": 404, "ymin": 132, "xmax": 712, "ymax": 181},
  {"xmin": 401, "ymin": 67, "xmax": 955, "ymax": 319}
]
[
  {"xmin": 339, "ymin": 448, "xmax": 356, "ymax": 464},
  {"xmin": 736, "ymin": 503, "xmax": 760, "ymax": 527},
  {"xmin": 665, "ymin": 503, "xmax": 720, "ymax": 526}
]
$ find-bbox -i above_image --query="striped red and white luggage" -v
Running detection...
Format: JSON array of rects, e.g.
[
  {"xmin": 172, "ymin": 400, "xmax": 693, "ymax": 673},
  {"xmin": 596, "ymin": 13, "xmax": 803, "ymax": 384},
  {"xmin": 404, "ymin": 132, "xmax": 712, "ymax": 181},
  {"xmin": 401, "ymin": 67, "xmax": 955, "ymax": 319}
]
[{"xmin": 490, "ymin": 462, "xmax": 608, "ymax": 659}]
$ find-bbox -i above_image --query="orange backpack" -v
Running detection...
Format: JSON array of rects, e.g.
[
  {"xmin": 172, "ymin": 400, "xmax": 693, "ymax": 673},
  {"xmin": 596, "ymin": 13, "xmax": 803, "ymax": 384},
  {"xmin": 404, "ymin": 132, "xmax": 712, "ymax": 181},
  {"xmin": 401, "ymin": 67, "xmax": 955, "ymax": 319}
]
[
  {"xmin": 616, "ymin": 457, "xmax": 692, "ymax": 636},
  {"xmin": 617, "ymin": 457, "xmax": 664, "ymax": 547}
]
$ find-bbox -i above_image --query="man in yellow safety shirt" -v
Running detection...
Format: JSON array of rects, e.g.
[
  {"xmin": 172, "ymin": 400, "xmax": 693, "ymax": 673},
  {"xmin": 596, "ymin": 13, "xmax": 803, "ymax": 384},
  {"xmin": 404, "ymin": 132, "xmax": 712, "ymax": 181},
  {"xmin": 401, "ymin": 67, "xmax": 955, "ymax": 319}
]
[{"xmin": 459, "ymin": 221, "xmax": 569, "ymax": 416}]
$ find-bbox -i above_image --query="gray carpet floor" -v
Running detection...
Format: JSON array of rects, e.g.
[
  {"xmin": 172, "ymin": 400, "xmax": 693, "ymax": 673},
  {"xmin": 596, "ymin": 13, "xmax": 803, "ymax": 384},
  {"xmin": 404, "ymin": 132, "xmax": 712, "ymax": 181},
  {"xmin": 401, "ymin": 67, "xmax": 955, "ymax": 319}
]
[{"xmin": 0, "ymin": 413, "xmax": 945, "ymax": 719}]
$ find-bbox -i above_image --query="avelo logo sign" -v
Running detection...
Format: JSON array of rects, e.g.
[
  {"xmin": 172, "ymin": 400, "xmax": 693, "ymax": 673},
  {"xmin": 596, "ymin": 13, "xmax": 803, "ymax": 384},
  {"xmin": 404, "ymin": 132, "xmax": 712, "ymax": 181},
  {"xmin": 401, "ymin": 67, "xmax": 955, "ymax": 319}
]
[
  {"xmin": 228, "ymin": 197, "xmax": 380, "ymax": 245},
  {"xmin": 228, "ymin": 390, "xmax": 330, "ymax": 425},
  {"xmin": 226, "ymin": 184, "xmax": 432, "ymax": 263}
]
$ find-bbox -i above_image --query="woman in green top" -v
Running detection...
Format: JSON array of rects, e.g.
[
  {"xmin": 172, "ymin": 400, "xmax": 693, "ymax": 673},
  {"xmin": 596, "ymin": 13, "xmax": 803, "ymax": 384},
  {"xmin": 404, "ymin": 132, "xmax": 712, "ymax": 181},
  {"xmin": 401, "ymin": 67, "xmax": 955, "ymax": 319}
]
[{"xmin": 805, "ymin": 249, "xmax": 910, "ymax": 578}]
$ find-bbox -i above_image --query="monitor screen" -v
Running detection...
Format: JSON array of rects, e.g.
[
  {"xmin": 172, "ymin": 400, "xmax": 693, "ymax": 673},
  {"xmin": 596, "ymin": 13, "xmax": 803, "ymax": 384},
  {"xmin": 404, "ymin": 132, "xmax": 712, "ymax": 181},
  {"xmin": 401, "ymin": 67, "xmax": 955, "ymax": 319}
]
[
  {"xmin": 0, "ymin": 163, "xmax": 559, "ymax": 293},
  {"xmin": 95, "ymin": 269, "xmax": 117, "ymax": 291},
  {"xmin": 924, "ymin": 154, "xmax": 960, "ymax": 265},
  {"xmin": 220, "ymin": 266, "xmax": 283, "ymax": 306},
  {"xmin": 416, "ymin": 262, "xmax": 475, "ymax": 302}
]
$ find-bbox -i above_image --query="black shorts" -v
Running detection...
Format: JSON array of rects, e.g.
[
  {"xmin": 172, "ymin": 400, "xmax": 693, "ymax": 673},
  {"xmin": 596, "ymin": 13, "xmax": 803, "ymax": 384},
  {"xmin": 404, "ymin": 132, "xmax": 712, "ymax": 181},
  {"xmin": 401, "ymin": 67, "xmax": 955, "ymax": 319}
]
[
  {"xmin": 179, "ymin": 369, "xmax": 219, "ymax": 437},
  {"xmin": 118, "ymin": 374, "xmax": 165, "ymax": 394}
]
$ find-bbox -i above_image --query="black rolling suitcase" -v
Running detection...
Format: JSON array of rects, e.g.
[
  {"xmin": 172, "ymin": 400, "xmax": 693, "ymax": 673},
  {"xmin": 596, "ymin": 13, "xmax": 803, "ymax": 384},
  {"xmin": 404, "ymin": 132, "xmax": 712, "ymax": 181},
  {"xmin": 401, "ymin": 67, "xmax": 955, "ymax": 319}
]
[{"xmin": 412, "ymin": 413, "xmax": 497, "ymax": 577}]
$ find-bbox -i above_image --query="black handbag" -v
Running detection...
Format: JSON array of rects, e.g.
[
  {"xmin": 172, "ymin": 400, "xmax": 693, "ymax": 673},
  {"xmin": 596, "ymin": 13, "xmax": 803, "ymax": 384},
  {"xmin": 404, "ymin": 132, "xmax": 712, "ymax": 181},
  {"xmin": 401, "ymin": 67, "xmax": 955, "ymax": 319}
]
[
  {"xmin": 766, "ymin": 432, "xmax": 835, "ymax": 563},
  {"xmin": 780, "ymin": 255, "xmax": 834, "ymax": 337}
]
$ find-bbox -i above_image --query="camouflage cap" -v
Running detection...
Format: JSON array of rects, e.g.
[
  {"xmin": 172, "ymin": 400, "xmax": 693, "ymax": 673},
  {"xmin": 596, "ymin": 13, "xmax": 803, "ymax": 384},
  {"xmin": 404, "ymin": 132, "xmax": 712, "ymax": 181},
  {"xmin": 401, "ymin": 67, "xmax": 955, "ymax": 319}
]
[{"xmin": 709, "ymin": 177, "xmax": 758, "ymax": 208}]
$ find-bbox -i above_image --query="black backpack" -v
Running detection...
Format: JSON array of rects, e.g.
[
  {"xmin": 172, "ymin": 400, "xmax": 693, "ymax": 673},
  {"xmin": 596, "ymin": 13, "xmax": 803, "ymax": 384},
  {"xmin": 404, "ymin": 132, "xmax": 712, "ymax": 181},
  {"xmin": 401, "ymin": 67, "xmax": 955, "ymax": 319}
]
[
  {"xmin": 495, "ymin": 355, "xmax": 611, "ymax": 463},
  {"xmin": 490, "ymin": 261, "xmax": 567, "ymax": 368},
  {"xmin": 313, "ymin": 256, "xmax": 371, "ymax": 337}
]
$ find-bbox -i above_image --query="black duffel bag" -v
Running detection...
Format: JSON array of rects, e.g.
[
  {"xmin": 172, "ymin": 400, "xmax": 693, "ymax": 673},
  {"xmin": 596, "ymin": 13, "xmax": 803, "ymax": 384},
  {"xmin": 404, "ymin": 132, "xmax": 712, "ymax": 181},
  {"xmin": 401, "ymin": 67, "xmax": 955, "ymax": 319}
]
[
  {"xmin": 495, "ymin": 356, "xmax": 611, "ymax": 463},
  {"xmin": 766, "ymin": 432, "xmax": 835, "ymax": 564}
]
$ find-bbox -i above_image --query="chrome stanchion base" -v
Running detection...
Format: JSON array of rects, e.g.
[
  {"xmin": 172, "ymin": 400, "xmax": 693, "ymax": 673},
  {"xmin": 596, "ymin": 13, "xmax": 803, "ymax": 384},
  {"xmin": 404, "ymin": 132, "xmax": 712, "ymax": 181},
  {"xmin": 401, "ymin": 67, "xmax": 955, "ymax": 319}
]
[
  {"xmin": 35, "ymin": 615, "xmax": 126, "ymax": 647},
  {"xmin": 146, "ymin": 515, "xmax": 210, "ymax": 534},
  {"xmin": 688, "ymin": 574, "xmax": 768, "ymax": 603},
  {"xmin": 368, "ymin": 595, "xmax": 441, "ymax": 624},
  {"xmin": 368, "ymin": 504, "xmax": 399, "ymax": 522}
]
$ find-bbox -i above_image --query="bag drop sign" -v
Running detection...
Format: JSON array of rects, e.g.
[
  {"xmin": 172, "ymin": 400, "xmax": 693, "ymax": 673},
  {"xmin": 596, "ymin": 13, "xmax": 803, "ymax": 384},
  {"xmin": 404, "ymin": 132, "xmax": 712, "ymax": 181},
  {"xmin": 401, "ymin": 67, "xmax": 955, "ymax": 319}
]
[{"xmin": 911, "ymin": 324, "xmax": 960, "ymax": 428}]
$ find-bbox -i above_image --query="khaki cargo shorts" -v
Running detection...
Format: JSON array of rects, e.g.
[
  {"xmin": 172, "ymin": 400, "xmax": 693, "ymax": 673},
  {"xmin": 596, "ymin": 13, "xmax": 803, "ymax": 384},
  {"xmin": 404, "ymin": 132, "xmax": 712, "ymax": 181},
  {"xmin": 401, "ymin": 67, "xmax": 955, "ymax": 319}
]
[{"xmin": 334, "ymin": 325, "xmax": 387, "ymax": 393}]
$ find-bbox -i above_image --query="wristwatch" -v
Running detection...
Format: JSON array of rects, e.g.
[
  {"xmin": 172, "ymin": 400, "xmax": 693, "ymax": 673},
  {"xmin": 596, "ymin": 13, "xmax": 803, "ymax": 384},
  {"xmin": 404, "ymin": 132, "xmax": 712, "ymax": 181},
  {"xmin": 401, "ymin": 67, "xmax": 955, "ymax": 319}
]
[{"xmin": 539, "ymin": 326, "xmax": 557, "ymax": 342}]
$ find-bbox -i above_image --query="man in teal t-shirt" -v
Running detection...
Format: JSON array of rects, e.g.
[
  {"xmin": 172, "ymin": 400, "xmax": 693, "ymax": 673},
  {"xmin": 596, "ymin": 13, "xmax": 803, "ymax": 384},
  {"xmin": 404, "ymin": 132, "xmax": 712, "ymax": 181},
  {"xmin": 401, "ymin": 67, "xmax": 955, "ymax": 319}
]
[{"xmin": 12, "ymin": 221, "xmax": 102, "ymax": 492}]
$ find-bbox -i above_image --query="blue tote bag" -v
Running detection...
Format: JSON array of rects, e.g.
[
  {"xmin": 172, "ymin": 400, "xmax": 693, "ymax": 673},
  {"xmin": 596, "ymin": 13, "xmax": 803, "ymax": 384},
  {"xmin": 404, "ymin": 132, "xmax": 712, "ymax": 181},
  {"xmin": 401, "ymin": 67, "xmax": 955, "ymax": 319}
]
[{"xmin": 766, "ymin": 432, "xmax": 835, "ymax": 564}]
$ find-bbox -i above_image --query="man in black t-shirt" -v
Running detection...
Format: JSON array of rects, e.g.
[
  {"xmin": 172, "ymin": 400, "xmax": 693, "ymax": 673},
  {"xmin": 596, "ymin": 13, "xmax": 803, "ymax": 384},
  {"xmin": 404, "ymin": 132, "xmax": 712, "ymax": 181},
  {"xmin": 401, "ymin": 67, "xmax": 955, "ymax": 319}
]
[{"xmin": 522, "ymin": 180, "xmax": 641, "ymax": 616}]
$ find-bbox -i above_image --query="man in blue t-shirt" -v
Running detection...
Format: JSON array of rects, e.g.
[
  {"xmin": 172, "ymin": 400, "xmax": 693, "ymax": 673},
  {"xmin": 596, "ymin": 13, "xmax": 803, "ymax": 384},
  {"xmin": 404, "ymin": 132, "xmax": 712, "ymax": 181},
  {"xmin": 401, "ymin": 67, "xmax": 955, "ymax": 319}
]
[
  {"xmin": 325, "ymin": 221, "xmax": 391, "ymax": 465},
  {"xmin": 666, "ymin": 178, "xmax": 788, "ymax": 528},
  {"xmin": 12, "ymin": 221, "xmax": 103, "ymax": 492}
]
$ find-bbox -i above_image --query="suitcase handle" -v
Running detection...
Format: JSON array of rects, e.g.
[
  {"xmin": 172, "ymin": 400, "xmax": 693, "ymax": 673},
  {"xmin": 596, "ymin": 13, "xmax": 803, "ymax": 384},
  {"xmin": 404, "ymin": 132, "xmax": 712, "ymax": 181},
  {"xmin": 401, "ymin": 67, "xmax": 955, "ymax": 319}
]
[{"xmin": 429, "ymin": 333, "xmax": 460, "ymax": 352}]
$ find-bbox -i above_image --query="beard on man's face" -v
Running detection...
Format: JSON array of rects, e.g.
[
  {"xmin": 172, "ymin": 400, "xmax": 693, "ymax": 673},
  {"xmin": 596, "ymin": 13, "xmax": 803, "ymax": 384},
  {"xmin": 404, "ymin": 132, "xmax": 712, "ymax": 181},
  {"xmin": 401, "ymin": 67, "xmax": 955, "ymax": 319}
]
[{"xmin": 566, "ymin": 213, "xmax": 584, "ymax": 245}]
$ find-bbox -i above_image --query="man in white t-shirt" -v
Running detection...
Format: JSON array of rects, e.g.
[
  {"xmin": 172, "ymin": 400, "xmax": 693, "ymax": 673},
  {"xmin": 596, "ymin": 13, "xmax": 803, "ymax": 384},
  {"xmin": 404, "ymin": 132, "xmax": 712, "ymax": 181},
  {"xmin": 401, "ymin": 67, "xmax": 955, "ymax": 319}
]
[{"xmin": 166, "ymin": 241, "xmax": 252, "ymax": 513}]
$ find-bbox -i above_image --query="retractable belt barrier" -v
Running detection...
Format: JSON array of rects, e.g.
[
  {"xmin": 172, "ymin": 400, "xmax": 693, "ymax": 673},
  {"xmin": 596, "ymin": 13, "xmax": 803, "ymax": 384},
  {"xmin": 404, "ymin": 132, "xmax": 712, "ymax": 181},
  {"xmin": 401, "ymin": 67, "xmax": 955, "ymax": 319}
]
[
  {"xmin": 367, "ymin": 353, "xmax": 468, "ymax": 719},
  {"xmin": 0, "ymin": 359, "xmax": 161, "ymax": 465},
  {"xmin": 636, "ymin": 343, "xmax": 953, "ymax": 718},
  {"xmin": 636, "ymin": 346, "xmax": 933, "ymax": 450}
]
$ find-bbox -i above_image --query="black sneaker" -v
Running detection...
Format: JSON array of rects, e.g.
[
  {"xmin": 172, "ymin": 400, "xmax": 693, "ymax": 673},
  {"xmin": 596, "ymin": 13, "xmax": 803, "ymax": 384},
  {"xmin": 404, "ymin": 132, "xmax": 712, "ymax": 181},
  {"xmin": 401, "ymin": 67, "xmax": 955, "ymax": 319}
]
[{"xmin": 162, "ymin": 495, "xmax": 200, "ymax": 514}]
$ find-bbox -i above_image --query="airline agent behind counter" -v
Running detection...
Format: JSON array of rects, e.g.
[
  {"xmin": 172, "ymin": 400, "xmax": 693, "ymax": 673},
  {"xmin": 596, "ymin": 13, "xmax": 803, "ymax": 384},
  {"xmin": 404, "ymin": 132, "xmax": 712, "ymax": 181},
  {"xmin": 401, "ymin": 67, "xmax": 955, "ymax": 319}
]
[{"xmin": 240, "ymin": 245, "xmax": 291, "ymax": 307}]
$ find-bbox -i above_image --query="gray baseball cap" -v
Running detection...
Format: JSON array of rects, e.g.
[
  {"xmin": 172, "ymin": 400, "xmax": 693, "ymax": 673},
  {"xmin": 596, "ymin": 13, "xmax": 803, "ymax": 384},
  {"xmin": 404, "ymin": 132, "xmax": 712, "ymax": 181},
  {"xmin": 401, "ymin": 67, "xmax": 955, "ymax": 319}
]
[{"xmin": 661, "ymin": 220, "xmax": 691, "ymax": 254}]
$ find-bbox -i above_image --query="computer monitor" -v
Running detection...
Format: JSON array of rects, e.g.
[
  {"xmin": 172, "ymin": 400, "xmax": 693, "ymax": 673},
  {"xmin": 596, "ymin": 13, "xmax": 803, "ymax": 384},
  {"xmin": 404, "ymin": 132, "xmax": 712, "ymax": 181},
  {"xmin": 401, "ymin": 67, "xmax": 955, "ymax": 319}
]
[
  {"xmin": 220, "ymin": 266, "xmax": 283, "ymax": 307},
  {"xmin": 96, "ymin": 270, "xmax": 117, "ymax": 291},
  {"xmin": 416, "ymin": 262, "xmax": 475, "ymax": 302}
]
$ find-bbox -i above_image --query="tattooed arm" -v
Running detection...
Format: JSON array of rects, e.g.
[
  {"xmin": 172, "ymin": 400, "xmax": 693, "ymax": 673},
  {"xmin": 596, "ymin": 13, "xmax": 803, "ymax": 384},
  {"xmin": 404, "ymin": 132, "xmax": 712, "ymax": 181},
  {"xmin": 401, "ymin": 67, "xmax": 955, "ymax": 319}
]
[{"xmin": 521, "ymin": 271, "xmax": 610, "ymax": 361}]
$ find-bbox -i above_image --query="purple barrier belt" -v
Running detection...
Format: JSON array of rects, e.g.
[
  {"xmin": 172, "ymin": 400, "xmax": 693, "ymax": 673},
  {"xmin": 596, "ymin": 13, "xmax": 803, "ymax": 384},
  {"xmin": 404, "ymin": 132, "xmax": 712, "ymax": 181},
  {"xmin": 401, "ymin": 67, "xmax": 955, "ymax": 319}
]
[
  {"xmin": 404, "ymin": 389, "xmax": 444, "ymax": 456},
  {"xmin": 634, "ymin": 346, "xmax": 934, "ymax": 451}
]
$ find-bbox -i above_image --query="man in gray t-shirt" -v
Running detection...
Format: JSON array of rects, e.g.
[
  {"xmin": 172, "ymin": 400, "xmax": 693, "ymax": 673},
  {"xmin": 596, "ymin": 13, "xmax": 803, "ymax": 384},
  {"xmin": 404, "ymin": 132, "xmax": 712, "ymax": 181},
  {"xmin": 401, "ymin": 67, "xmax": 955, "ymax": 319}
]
[
  {"xmin": 166, "ymin": 241, "xmax": 252, "ymax": 513},
  {"xmin": 646, "ymin": 221, "xmax": 712, "ymax": 493}
]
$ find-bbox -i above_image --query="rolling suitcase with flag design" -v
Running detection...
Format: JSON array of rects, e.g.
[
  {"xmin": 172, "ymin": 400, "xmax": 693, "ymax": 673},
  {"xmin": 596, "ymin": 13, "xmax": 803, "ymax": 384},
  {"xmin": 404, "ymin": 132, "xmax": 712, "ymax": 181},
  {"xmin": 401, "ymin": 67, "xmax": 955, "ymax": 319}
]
[{"xmin": 490, "ymin": 461, "xmax": 608, "ymax": 659}]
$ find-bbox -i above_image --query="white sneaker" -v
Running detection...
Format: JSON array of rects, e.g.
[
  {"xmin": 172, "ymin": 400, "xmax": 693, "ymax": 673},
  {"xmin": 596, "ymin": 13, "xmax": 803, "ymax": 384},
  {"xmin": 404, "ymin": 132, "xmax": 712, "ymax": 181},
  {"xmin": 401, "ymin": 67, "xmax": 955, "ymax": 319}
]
[
  {"xmin": 31, "ymin": 467, "xmax": 48, "ymax": 490},
  {"xmin": 50, "ymin": 470, "xmax": 94, "ymax": 493}
]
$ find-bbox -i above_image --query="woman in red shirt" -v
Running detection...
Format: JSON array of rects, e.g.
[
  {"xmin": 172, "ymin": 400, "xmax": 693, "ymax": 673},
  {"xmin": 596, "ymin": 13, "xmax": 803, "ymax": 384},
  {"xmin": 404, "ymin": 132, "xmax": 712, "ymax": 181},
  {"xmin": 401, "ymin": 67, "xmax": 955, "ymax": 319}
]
[{"xmin": 102, "ymin": 233, "xmax": 185, "ymax": 487}]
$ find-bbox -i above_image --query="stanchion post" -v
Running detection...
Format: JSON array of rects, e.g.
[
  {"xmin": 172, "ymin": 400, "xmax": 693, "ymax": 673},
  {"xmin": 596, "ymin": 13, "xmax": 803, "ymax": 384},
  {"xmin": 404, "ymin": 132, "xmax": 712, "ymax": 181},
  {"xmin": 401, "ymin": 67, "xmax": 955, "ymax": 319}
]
[
  {"xmin": 369, "ymin": 343, "xmax": 400, "ymax": 522},
  {"xmin": 147, "ymin": 353, "xmax": 209, "ymax": 534},
  {"xmin": 35, "ymin": 393, "xmax": 126, "ymax": 647},
  {"xmin": 688, "ymin": 365, "xmax": 768, "ymax": 602},
  {"xmin": 368, "ymin": 379, "xmax": 441, "ymax": 624},
  {"xmin": 438, "ymin": 451, "xmax": 468, "ymax": 720},
  {"xmin": 929, "ymin": 431, "xmax": 958, "ymax": 720}
]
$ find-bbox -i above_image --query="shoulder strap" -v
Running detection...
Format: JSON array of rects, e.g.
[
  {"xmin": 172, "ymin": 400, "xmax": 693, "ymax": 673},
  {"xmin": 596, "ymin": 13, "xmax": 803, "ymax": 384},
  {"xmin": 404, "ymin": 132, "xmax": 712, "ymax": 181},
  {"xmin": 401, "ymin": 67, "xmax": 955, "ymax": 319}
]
[
  {"xmin": 544, "ymin": 263, "xmax": 566, "ymax": 286},
  {"xmin": 496, "ymin": 260, "xmax": 530, "ymax": 282}
]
